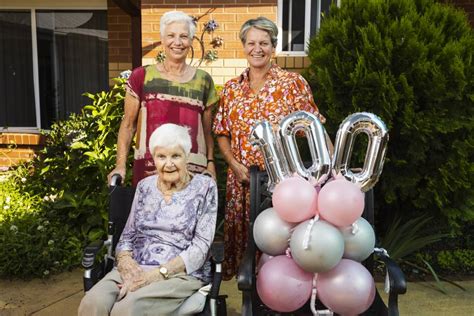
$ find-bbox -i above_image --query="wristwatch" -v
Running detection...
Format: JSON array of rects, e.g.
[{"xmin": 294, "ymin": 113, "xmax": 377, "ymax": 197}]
[{"xmin": 159, "ymin": 266, "xmax": 169, "ymax": 279}]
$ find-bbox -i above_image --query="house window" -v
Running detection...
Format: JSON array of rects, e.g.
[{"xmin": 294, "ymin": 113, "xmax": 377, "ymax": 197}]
[
  {"xmin": 277, "ymin": 0, "xmax": 334, "ymax": 55},
  {"xmin": 0, "ymin": 10, "xmax": 108, "ymax": 130}
]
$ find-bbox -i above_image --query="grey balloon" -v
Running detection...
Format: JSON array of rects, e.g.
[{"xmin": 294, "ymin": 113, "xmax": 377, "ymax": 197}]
[
  {"xmin": 339, "ymin": 217, "xmax": 375, "ymax": 262},
  {"xmin": 290, "ymin": 220, "xmax": 344, "ymax": 273},
  {"xmin": 253, "ymin": 208, "xmax": 296, "ymax": 256}
]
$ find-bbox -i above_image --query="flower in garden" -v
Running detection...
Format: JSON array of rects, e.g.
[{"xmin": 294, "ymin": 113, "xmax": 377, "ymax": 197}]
[
  {"xmin": 21, "ymin": 178, "xmax": 26, "ymax": 183},
  {"xmin": 3, "ymin": 205, "xmax": 9, "ymax": 210},
  {"xmin": 119, "ymin": 70, "xmax": 132, "ymax": 79},
  {"xmin": 5, "ymin": 196, "xmax": 10, "ymax": 204},
  {"xmin": 210, "ymin": 36, "xmax": 224, "ymax": 48},
  {"xmin": 189, "ymin": 15, "xmax": 199, "ymax": 25},
  {"xmin": 204, "ymin": 20, "xmax": 219, "ymax": 33},
  {"xmin": 37, "ymin": 225, "xmax": 44, "ymax": 231},
  {"xmin": 48, "ymin": 240, "xmax": 54, "ymax": 245},
  {"xmin": 205, "ymin": 50, "xmax": 219, "ymax": 62},
  {"xmin": 10, "ymin": 225, "xmax": 18, "ymax": 232},
  {"xmin": 43, "ymin": 270, "xmax": 49, "ymax": 276}
]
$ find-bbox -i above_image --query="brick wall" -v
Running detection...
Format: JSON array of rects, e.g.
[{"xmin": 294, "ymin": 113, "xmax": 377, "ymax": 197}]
[
  {"xmin": 140, "ymin": 0, "xmax": 282, "ymax": 85},
  {"xmin": 0, "ymin": 133, "xmax": 45, "ymax": 168},
  {"xmin": 107, "ymin": 0, "xmax": 134, "ymax": 84}
]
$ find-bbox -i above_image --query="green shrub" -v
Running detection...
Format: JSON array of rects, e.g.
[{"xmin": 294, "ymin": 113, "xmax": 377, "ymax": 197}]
[
  {"xmin": 305, "ymin": 0, "xmax": 474, "ymax": 231},
  {"xmin": 437, "ymin": 249, "xmax": 474, "ymax": 273},
  {"xmin": 0, "ymin": 78, "xmax": 128, "ymax": 278}
]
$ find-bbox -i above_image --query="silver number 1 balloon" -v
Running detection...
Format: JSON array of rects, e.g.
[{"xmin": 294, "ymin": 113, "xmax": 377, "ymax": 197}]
[
  {"xmin": 332, "ymin": 112, "xmax": 389, "ymax": 192},
  {"xmin": 279, "ymin": 111, "xmax": 332, "ymax": 184},
  {"xmin": 250, "ymin": 121, "xmax": 289, "ymax": 190}
]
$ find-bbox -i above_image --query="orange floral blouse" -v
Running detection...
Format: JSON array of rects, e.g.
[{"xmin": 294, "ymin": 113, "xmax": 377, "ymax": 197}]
[{"xmin": 213, "ymin": 64, "xmax": 325, "ymax": 168}]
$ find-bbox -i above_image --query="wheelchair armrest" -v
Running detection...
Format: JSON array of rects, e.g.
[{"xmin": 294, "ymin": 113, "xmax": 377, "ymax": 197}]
[
  {"xmin": 211, "ymin": 239, "xmax": 224, "ymax": 263},
  {"xmin": 376, "ymin": 251, "xmax": 407, "ymax": 295},
  {"xmin": 82, "ymin": 240, "xmax": 105, "ymax": 269},
  {"xmin": 237, "ymin": 245, "xmax": 255, "ymax": 291}
]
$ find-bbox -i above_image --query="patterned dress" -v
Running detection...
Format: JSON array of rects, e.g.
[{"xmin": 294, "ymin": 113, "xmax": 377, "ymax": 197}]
[
  {"xmin": 116, "ymin": 174, "xmax": 218, "ymax": 283},
  {"xmin": 127, "ymin": 65, "xmax": 219, "ymax": 186},
  {"xmin": 213, "ymin": 64, "xmax": 325, "ymax": 279}
]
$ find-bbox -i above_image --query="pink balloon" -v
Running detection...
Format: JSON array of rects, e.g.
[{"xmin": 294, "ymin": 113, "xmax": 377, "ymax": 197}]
[
  {"xmin": 272, "ymin": 177, "xmax": 318, "ymax": 223},
  {"xmin": 257, "ymin": 255, "xmax": 313, "ymax": 312},
  {"xmin": 257, "ymin": 253, "xmax": 274, "ymax": 272},
  {"xmin": 318, "ymin": 179, "xmax": 364, "ymax": 227},
  {"xmin": 317, "ymin": 259, "xmax": 376, "ymax": 315}
]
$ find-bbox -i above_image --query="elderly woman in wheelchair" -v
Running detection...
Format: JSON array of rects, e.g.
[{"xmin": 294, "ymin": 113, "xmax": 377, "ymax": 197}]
[{"xmin": 79, "ymin": 123, "xmax": 218, "ymax": 315}]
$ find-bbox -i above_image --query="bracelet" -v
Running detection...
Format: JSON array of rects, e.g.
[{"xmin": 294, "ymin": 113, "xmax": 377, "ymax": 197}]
[{"xmin": 207, "ymin": 159, "xmax": 214, "ymax": 164}]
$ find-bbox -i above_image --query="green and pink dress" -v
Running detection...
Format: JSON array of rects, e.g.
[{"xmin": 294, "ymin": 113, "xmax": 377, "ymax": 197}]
[{"xmin": 127, "ymin": 65, "xmax": 218, "ymax": 186}]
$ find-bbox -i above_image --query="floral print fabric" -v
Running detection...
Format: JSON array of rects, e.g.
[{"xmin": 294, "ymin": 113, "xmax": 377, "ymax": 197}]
[{"xmin": 213, "ymin": 64, "xmax": 325, "ymax": 279}]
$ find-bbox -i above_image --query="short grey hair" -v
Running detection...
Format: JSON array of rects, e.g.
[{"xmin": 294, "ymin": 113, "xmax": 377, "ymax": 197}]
[
  {"xmin": 160, "ymin": 11, "xmax": 196, "ymax": 38},
  {"xmin": 149, "ymin": 123, "xmax": 192, "ymax": 156},
  {"xmin": 239, "ymin": 16, "xmax": 278, "ymax": 47}
]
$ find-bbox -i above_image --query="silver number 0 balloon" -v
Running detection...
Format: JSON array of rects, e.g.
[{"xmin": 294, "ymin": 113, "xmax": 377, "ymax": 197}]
[
  {"xmin": 279, "ymin": 111, "xmax": 332, "ymax": 184},
  {"xmin": 332, "ymin": 112, "xmax": 389, "ymax": 192}
]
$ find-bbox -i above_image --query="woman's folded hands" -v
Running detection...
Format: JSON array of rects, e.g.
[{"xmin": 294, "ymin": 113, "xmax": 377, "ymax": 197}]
[
  {"xmin": 116, "ymin": 251, "xmax": 166, "ymax": 299},
  {"xmin": 117, "ymin": 251, "xmax": 143, "ymax": 282},
  {"xmin": 128, "ymin": 269, "xmax": 164, "ymax": 292}
]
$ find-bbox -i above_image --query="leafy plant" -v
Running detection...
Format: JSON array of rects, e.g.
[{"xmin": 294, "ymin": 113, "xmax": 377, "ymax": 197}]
[
  {"xmin": 0, "ymin": 78, "xmax": 128, "ymax": 278},
  {"xmin": 305, "ymin": 0, "xmax": 474, "ymax": 233},
  {"xmin": 379, "ymin": 216, "xmax": 446, "ymax": 260},
  {"xmin": 378, "ymin": 215, "xmax": 466, "ymax": 293},
  {"xmin": 437, "ymin": 249, "xmax": 474, "ymax": 273}
]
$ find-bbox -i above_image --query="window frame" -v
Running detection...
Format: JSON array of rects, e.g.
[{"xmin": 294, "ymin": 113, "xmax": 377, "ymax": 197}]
[
  {"xmin": 0, "ymin": 2, "xmax": 107, "ymax": 132},
  {"xmin": 276, "ymin": 0, "xmax": 312, "ymax": 57},
  {"xmin": 276, "ymin": 0, "xmax": 340, "ymax": 57}
]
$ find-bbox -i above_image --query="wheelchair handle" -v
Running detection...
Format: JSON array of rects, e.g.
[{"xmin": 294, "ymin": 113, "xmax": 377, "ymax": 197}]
[{"xmin": 110, "ymin": 174, "xmax": 123, "ymax": 187}]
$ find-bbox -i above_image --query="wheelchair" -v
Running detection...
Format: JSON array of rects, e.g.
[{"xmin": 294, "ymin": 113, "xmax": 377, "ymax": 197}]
[
  {"xmin": 81, "ymin": 174, "xmax": 227, "ymax": 315},
  {"xmin": 238, "ymin": 167, "xmax": 407, "ymax": 316}
]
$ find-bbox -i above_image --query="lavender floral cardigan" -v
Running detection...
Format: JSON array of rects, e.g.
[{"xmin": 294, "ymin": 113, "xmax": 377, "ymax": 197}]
[{"xmin": 116, "ymin": 174, "xmax": 218, "ymax": 282}]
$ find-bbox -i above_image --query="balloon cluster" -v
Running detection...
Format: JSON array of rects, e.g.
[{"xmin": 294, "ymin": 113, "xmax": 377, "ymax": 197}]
[{"xmin": 250, "ymin": 111, "xmax": 389, "ymax": 315}]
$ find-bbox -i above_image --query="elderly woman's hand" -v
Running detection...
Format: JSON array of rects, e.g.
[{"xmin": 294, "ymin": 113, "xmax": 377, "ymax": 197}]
[
  {"xmin": 116, "ymin": 251, "xmax": 143, "ymax": 283},
  {"xmin": 230, "ymin": 160, "xmax": 249, "ymax": 184},
  {"xmin": 128, "ymin": 269, "xmax": 165, "ymax": 292}
]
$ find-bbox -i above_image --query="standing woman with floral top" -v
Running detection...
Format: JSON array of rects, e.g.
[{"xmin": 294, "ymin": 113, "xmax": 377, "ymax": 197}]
[
  {"xmin": 108, "ymin": 11, "xmax": 219, "ymax": 186},
  {"xmin": 213, "ymin": 17, "xmax": 327, "ymax": 279}
]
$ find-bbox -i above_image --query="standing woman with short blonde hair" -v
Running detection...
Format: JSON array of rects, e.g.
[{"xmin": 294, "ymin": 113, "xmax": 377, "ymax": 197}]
[{"xmin": 213, "ymin": 16, "xmax": 327, "ymax": 279}]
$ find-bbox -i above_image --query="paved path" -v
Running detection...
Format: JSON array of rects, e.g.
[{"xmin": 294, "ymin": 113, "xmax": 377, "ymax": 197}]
[{"xmin": 0, "ymin": 269, "xmax": 473, "ymax": 315}]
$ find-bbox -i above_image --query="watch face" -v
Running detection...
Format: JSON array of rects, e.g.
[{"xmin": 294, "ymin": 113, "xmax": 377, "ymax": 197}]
[{"xmin": 160, "ymin": 267, "xmax": 168, "ymax": 277}]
